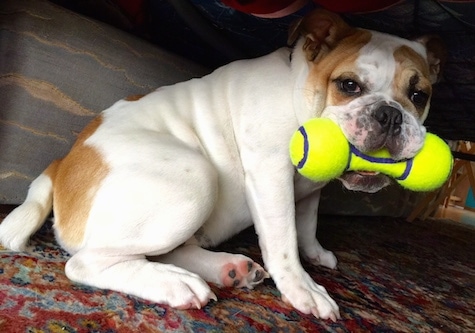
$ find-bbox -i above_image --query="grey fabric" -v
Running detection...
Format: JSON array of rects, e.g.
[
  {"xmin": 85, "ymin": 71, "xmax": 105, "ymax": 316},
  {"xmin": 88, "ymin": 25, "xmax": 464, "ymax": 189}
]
[{"xmin": 0, "ymin": 0, "xmax": 209, "ymax": 204}]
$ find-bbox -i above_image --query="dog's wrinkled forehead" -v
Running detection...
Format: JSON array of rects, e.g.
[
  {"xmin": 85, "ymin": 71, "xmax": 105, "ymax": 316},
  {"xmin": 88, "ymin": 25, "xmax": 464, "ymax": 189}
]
[{"xmin": 356, "ymin": 31, "xmax": 427, "ymax": 94}]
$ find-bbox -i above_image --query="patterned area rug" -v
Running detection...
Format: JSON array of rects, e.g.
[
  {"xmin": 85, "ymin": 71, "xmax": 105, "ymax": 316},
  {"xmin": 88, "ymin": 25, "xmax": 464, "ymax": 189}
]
[{"xmin": 1, "ymin": 211, "xmax": 474, "ymax": 333}]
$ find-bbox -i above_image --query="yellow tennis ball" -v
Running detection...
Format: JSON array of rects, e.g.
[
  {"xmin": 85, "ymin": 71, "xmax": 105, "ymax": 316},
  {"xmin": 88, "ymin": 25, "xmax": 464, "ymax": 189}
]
[
  {"xmin": 397, "ymin": 133, "xmax": 453, "ymax": 191},
  {"xmin": 289, "ymin": 118, "xmax": 349, "ymax": 182},
  {"xmin": 289, "ymin": 118, "xmax": 453, "ymax": 192},
  {"xmin": 346, "ymin": 133, "xmax": 453, "ymax": 191}
]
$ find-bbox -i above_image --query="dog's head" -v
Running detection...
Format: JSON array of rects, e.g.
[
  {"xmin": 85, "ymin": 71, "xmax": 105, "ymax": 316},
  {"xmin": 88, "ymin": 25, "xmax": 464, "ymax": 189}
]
[{"xmin": 289, "ymin": 10, "xmax": 446, "ymax": 193}]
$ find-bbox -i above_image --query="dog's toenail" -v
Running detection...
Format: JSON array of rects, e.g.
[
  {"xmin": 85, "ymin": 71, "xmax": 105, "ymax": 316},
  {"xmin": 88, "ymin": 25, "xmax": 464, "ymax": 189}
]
[
  {"xmin": 228, "ymin": 269, "xmax": 236, "ymax": 278},
  {"xmin": 233, "ymin": 279, "xmax": 240, "ymax": 287},
  {"xmin": 254, "ymin": 270, "xmax": 264, "ymax": 282},
  {"xmin": 247, "ymin": 261, "xmax": 253, "ymax": 272}
]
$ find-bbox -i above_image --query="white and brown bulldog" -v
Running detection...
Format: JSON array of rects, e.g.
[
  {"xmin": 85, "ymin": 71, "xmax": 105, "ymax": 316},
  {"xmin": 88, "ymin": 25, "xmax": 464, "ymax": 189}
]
[{"xmin": 0, "ymin": 10, "xmax": 444, "ymax": 321}]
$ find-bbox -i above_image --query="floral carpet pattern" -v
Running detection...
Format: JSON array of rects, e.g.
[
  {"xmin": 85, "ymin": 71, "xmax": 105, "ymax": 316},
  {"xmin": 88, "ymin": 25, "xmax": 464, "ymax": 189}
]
[{"xmin": 0, "ymin": 211, "xmax": 474, "ymax": 332}]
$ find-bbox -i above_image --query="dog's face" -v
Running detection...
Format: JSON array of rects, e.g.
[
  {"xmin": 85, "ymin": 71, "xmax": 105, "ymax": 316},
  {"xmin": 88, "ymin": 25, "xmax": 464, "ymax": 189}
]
[{"xmin": 290, "ymin": 10, "xmax": 445, "ymax": 193}]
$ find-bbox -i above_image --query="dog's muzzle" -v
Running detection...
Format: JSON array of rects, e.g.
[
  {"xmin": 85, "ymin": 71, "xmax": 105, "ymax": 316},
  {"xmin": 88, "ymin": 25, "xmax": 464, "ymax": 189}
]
[
  {"xmin": 368, "ymin": 104, "xmax": 407, "ymax": 158},
  {"xmin": 373, "ymin": 105, "xmax": 402, "ymax": 137},
  {"xmin": 339, "ymin": 104, "xmax": 413, "ymax": 193}
]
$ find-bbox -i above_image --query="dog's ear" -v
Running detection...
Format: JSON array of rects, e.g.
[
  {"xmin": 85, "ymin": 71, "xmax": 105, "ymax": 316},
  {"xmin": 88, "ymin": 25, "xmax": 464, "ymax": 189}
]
[
  {"xmin": 415, "ymin": 35, "xmax": 447, "ymax": 84},
  {"xmin": 288, "ymin": 9, "xmax": 355, "ymax": 62}
]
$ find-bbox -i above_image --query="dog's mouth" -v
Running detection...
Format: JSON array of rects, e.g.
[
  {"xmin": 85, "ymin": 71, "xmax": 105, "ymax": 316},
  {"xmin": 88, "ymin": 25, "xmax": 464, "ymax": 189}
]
[{"xmin": 338, "ymin": 171, "xmax": 391, "ymax": 193}]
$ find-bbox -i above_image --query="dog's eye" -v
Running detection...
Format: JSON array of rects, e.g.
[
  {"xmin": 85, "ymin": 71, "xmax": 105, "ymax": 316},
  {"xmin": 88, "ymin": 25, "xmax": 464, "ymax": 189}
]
[
  {"xmin": 338, "ymin": 79, "xmax": 361, "ymax": 95},
  {"xmin": 410, "ymin": 90, "xmax": 429, "ymax": 107}
]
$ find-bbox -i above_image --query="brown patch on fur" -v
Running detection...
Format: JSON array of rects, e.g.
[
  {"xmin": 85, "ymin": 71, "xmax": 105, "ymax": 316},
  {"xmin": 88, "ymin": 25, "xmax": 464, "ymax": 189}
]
[
  {"xmin": 304, "ymin": 30, "xmax": 372, "ymax": 110},
  {"xmin": 288, "ymin": 9, "xmax": 356, "ymax": 62},
  {"xmin": 53, "ymin": 116, "xmax": 109, "ymax": 248},
  {"xmin": 44, "ymin": 159, "xmax": 61, "ymax": 181},
  {"xmin": 392, "ymin": 45, "xmax": 432, "ymax": 117},
  {"xmin": 124, "ymin": 94, "xmax": 145, "ymax": 102}
]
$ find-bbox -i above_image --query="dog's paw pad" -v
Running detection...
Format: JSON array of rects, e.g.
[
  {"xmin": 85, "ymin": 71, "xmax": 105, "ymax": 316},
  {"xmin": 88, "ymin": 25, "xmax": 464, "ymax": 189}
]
[{"xmin": 220, "ymin": 260, "xmax": 269, "ymax": 289}]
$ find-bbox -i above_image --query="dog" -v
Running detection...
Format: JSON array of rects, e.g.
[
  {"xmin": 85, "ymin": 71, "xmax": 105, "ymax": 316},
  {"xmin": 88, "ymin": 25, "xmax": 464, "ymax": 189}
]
[{"xmin": 0, "ymin": 9, "xmax": 444, "ymax": 321}]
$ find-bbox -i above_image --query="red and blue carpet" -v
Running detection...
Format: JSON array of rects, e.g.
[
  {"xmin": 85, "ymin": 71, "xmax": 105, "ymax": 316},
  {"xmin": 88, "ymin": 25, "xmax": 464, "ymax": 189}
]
[{"xmin": 1, "ymin": 211, "xmax": 474, "ymax": 332}]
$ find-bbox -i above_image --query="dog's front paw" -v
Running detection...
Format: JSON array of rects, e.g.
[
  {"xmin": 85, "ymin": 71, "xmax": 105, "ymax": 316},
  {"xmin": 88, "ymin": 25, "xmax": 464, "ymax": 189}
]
[
  {"xmin": 277, "ymin": 271, "xmax": 340, "ymax": 321},
  {"xmin": 303, "ymin": 248, "xmax": 338, "ymax": 270},
  {"xmin": 299, "ymin": 239, "xmax": 338, "ymax": 270}
]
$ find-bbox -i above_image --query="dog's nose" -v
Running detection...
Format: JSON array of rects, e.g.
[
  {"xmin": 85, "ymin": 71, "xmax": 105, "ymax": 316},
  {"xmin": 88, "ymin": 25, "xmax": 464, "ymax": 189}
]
[{"xmin": 373, "ymin": 106, "xmax": 402, "ymax": 136}]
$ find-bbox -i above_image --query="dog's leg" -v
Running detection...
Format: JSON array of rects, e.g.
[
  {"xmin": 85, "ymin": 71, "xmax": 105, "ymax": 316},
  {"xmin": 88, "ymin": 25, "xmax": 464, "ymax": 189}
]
[
  {"xmin": 242, "ymin": 154, "xmax": 340, "ymax": 320},
  {"xmin": 60, "ymin": 138, "xmax": 220, "ymax": 309},
  {"xmin": 155, "ymin": 244, "xmax": 269, "ymax": 288},
  {"xmin": 66, "ymin": 250, "xmax": 216, "ymax": 309},
  {"xmin": 296, "ymin": 190, "xmax": 337, "ymax": 269}
]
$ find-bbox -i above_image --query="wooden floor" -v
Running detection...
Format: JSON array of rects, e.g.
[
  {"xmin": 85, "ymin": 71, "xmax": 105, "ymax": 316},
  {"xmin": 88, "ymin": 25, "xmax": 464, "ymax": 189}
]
[{"xmin": 434, "ymin": 204, "xmax": 475, "ymax": 228}]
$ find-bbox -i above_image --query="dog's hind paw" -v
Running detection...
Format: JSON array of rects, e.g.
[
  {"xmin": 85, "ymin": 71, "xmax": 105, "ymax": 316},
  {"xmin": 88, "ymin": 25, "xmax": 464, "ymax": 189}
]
[{"xmin": 220, "ymin": 257, "xmax": 269, "ymax": 289}]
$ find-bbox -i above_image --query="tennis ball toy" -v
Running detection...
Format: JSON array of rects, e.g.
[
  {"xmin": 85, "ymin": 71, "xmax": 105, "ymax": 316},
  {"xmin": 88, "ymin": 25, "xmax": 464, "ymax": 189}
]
[{"xmin": 289, "ymin": 118, "xmax": 453, "ymax": 192}]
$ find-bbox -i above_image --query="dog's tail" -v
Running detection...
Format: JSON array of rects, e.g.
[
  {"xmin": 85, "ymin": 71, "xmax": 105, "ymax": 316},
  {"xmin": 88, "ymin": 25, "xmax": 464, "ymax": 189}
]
[{"xmin": 0, "ymin": 161, "xmax": 59, "ymax": 251}]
